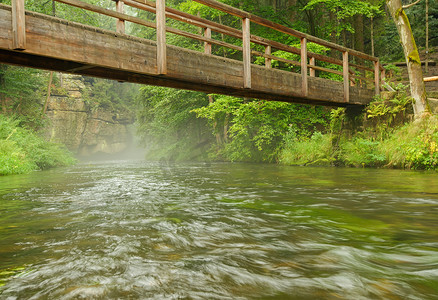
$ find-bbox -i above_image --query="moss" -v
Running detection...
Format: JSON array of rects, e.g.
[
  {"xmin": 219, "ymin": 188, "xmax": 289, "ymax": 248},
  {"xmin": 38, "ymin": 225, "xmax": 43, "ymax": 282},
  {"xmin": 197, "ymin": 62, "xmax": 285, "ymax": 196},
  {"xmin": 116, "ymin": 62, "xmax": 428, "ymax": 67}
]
[{"xmin": 408, "ymin": 50, "xmax": 421, "ymax": 65}]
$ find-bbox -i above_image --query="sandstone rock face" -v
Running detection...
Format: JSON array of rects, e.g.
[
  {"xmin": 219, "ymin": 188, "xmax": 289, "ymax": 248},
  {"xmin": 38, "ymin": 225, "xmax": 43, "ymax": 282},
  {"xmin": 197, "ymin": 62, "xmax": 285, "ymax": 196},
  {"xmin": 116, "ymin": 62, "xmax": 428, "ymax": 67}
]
[{"xmin": 43, "ymin": 75, "xmax": 135, "ymax": 157}]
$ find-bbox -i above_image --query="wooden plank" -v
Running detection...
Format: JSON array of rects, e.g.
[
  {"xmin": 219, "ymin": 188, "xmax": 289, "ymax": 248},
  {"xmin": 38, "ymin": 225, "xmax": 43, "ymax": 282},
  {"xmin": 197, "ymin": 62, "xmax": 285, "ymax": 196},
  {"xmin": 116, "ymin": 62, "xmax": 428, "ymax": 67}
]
[
  {"xmin": 251, "ymin": 50, "xmax": 300, "ymax": 67},
  {"xmin": 265, "ymin": 45, "xmax": 271, "ymax": 68},
  {"xmin": 350, "ymin": 62, "xmax": 373, "ymax": 73},
  {"xmin": 156, "ymin": 0, "xmax": 166, "ymax": 74},
  {"xmin": 343, "ymin": 51, "xmax": 349, "ymax": 103},
  {"xmin": 169, "ymin": 26, "xmax": 242, "ymax": 52},
  {"xmin": 308, "ymin": 64, "xmax": 342, "ymax": 76},
  {"xmin": 424, "ymin": 76, "xmax": 438, "ymax": 82},
  {"xmin": 374, "ymin": 60, "xmax": 380, "ymax": 96},
  {"xmin": 242, "ymin": 17, "xmax": 251, "ymax": 89},
  {"xmin": 301, "ymin": 37, "xmax": 308, "ymax": 97},
  {"xmin": 204, "ymin": 27, "xmax": 211, "ymax": 54},
  {"xmin": 350, "ymin": 73, "xmax": 374, "ymax": 83},
  {"xmin": 12, "ymin": 0, "xmax": 26, "ymax": 50},
  {"xmin": 116, "ymin": 0, "xmax": 125, "ymax": 34},
  {"xmin": 309, "ymin": 56, "xmax": 315, "ymax": 77}
]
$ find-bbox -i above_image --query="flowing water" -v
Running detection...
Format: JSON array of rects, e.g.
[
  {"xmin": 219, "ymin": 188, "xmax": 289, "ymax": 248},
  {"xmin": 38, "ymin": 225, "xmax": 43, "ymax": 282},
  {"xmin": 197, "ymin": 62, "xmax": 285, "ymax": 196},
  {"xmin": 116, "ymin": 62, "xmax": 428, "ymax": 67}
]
[{"xmin": 0, "ymin": 161, "xmax": 437, "ymax": 299}]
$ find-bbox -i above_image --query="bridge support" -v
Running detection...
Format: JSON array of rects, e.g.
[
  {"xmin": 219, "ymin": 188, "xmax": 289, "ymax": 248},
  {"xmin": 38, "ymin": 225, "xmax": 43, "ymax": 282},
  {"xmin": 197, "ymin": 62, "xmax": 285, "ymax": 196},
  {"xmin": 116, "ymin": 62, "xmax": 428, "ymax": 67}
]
[
  {"xmin": 116, "ymin": 0, "xmax": 125, "ymax": 34},
  {"xmin": 265, "ymin": 45, "xmax": 271, "ymax": 68},
  {"xmin": 343, "ymin": 51, "xmax": 349, "ymax": 103},
  {"xmin": 204, "ymin": 27, "xmax": 212, "ymax": 54},
  {"xmin": 12, "ymin": 0, "xmax": 26, "ymax": 50},
  {"xmin": 242, "ymin": 17, "xmax": 251, "ymax": 89},
  {"xmin": 156, "ymin": 0, "xmax": 167, "ymax": 74},
  {"xmin": 309, "ymin": 56, "xmax": 315, "ymax": 77},
  {"xmin": 374, "ymin": 60, "xmax": 380, "ymax": 96},
  {"xmin": 301, "ymin": 37, "xmax": 308, "ymax": 97}
]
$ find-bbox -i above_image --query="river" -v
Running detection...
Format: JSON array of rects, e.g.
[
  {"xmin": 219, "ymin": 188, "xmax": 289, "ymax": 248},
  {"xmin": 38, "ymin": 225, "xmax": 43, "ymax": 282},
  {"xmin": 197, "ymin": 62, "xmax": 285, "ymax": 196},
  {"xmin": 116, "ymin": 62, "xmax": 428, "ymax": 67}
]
[{"xmin": 0, "ymin": 161, "xmax": 437, "ymax": 299}]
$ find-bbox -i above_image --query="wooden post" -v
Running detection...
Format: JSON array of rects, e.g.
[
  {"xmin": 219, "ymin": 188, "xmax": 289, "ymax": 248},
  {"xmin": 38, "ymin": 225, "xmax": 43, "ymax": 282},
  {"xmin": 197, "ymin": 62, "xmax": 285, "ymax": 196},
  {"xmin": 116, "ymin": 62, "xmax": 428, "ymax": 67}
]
[
  {"xmin": 204, "ymin": 27, "xmax": 211, "ymax": 54},
  {"xmin": 12, "ymin": 0, "xmax": 26, "ymax": 50},
  {"xmin": 156, "ymin": 0, "xmax": 167, "ymax": 74},
  {"xmin": 116, "ymin": 0, "xmax": 125, "ymax": 34},
  {"xmin": 381, "ymin": 68, "xmax": 385, "ymax": 87},
  {"xmin": 374, "ymin": 60, "xmax": 380, "ymax": 96},
  {"xmin": 343, "ymin": 51, "xmax": 349, "ymax": 102},
  {"xmin": 265, "ymin": 45, "xmax": 271, "ymax": 68},
  {"xmin": 301, "ymin": 37, "xmax": 308, "ymax": 97},
  {"xmin": 309, "ymin": 56, "xmax": 315, "ymax": 77},
  {"xmin": 242, "ymin": 17, "xmax": 251, "ymax": 89},
  {"xmin": 371, "ymin": 16, "xmax": 375, "ymax": 57}
]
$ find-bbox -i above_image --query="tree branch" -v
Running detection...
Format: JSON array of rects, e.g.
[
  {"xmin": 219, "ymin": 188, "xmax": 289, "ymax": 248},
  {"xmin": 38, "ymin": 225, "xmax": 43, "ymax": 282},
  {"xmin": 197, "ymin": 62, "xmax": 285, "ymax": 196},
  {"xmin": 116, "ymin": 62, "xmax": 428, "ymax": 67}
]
[{"xmin": 402, "ymin": 0, "xmax": 422, "ymax": 9}]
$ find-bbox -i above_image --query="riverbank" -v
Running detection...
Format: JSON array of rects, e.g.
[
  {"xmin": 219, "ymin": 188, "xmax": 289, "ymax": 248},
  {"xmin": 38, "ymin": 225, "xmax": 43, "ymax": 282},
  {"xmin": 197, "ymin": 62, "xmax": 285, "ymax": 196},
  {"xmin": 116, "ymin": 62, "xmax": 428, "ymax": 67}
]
[
  {"xmin": 280, "ymin": 108, "xmax": 438, "ymax": 170},
  {"xmin": 0, "ymin": 115, "xmax": 76, "ymax": 176}
]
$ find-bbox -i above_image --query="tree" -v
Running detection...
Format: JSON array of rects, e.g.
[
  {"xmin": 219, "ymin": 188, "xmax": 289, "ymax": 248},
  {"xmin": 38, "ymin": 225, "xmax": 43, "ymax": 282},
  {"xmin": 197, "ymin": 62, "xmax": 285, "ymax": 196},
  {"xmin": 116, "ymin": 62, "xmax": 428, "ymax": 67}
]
[
  {"xmin": 386, "ymin": 0, "xmax": 429, "ymax": 116},
  {"xmin": 304, "ymin": 0, "xmax": 381, "ymax": 48}
]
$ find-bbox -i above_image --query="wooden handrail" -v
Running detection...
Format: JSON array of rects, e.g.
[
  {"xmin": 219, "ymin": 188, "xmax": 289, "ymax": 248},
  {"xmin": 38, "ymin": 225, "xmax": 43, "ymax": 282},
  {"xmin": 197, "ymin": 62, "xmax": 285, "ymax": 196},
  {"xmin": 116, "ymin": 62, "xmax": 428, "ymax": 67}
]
[
  {"xmin": 192, "ymin": 0, "xmax": 378, "ymax": 62},
  {"xmin": 46, "ymin": 0, "xmax": 381, "ymax": 98}
]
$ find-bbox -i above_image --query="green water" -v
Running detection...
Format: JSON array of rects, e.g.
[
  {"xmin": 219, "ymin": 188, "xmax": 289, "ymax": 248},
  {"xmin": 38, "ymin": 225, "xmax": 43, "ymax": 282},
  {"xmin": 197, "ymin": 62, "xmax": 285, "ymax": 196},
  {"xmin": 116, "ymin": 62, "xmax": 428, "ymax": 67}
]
[{"xmin": 0, "ymin": 161, "xmax": 437, "ymax": 299}]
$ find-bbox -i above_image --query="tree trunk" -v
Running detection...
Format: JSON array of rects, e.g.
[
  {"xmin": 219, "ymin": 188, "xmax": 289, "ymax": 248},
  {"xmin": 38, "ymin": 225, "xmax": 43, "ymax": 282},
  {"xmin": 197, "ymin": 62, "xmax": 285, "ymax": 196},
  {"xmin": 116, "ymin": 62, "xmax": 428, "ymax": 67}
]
[
  {"xmin": 288, "ymin": 0, "xmax": 297, "ymax": 22},
  {"xmin": 425, "ymin": 0, "xmax": 429, "ymax": 74},
  {"xmin": 386, "ymin": 0, "xmax": 429, "ymax": 116},
  {"xmin": 354, "ymin": 14, "xmax": 364, "ymax": 52},
  {"xmin": 371, "ymin": 16, "xmax": 375, "ymax": 57}
]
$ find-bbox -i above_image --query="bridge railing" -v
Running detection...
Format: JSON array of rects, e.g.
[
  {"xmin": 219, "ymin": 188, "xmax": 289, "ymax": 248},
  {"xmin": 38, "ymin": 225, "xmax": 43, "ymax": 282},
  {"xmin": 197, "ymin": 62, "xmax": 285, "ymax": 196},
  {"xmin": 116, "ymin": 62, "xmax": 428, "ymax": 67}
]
[{"xmin": 13, "ymin": 0, "xmax": 384, "ymax": 102}]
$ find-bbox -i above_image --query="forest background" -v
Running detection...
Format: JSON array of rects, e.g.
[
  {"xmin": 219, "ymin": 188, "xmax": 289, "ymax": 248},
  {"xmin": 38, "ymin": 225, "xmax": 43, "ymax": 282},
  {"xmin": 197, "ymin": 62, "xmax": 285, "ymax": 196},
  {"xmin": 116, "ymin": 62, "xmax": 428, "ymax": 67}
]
[{"xmin": 0, "ymin": 0, "xmax": 437, "ymax": 174}]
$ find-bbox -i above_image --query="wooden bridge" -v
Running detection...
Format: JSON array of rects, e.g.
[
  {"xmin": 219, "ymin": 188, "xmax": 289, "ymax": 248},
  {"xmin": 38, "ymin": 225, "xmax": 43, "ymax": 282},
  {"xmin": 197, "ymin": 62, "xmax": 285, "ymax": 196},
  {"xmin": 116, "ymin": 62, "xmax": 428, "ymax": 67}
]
[{"xmin": 0, "ymin": 0, "xmax": 383, "ymax": 107}]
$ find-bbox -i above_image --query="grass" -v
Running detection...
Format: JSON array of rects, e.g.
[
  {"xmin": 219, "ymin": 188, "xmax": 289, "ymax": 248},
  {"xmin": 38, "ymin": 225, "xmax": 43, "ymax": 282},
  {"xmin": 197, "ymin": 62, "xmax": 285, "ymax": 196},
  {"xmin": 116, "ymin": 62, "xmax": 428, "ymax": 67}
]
[
  {"xmin": 279, "ymin": 114, "xmax": 438, "ymax": 171},
  {"xmin": 0, "ymin": 115, "xmax": 76, "ymax": 176}
]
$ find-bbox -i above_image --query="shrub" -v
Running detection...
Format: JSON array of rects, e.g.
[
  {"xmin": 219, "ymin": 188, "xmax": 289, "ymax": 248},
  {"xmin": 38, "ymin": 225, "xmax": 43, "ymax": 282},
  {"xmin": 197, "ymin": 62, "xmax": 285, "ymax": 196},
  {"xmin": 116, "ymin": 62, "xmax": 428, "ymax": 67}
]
[
  {"xmin": 280, "ymin": 131, "xmax": 333, "ymax": 166},
  {"xmin": 0, "ymin": 139, "xmax": 37, "ymax": 175},
  {"xmin": 0, "ymin": 115, "xmax": 76, "ymax": 175},
  {"xmin": 381, "ymin": 115, "xmax": 438, "ymax": 170},
  {"xmin": 340, "ymin": 137, "xmax": 386, "ymax": 168}
]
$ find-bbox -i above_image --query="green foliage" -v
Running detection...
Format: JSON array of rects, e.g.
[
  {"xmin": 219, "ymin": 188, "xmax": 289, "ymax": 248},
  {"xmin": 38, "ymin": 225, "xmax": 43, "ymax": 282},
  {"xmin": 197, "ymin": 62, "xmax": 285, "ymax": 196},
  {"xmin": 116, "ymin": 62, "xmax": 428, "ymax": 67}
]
[
  {"xmin": 329, "ymin": 107, "xmax": 346, "ymax": 132},
  {"xmin": 279, "ymin": 94, "xmax": 438, "ymax": 171},
  {"xmin": 0, "ymin": 65, "xmax": 46, "ymax": 128},
  {"xmin": 381, "ymin": 115, "xmax": 438, "ymax": 170},
  {"xmin": 136, "ymin": 86, "xmax": 212, "ymax": 161},
  {"xmin": 0, "ymin": 115, "xmax": 76, "ymax": 175},
  {"xmin": 0, "ymin": 139, "xmax": 37, "ymax": 176},
  {"xmin": 340, "ymin": 137, "xmax": 385, "ymax": 167},
  {"xmin": 82, "ymin": 78, "xmax": 137, "ymax": 113},
  {"xmin": 193, "ymin": 95, "xmax": 329, "ymax": 162},
  {"xmin": 304, "ymin": 0, "xmax": 382, "ymax": 36},
  {"xmin": 365, "ymin": 84, "xmax": 412, "ymax": 140},
  {"xmin": 279, "ymin": 131, "xmax": 333, "ymax": 166},
  {"xmin": 406, "ymin": 0, "xmax": 438, "ymax": 47}
]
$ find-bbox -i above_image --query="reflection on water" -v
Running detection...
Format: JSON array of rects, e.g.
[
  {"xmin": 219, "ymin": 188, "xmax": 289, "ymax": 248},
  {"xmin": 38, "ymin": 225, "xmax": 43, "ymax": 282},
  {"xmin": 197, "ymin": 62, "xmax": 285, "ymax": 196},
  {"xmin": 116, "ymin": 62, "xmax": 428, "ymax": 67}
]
[{"xmin": 0, "ymin": 161, "xmax": 437, "ymax": 299}]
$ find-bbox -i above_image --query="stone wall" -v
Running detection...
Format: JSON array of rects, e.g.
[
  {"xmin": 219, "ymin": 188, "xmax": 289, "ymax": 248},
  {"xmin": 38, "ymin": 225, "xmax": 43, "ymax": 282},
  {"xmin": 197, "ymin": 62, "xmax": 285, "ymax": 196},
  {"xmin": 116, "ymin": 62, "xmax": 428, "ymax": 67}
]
[{"xmin": 43, "ymin": 75, "xmax": 135, "ymax": 157}]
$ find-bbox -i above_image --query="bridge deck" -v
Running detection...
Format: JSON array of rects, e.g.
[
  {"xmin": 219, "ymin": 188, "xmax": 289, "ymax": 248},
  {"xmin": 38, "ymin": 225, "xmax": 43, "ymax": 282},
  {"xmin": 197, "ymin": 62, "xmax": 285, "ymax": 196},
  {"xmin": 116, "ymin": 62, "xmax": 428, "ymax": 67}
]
[{"xmin": 0, "ymin": 3, "xmax": 376, "ymax": 107}]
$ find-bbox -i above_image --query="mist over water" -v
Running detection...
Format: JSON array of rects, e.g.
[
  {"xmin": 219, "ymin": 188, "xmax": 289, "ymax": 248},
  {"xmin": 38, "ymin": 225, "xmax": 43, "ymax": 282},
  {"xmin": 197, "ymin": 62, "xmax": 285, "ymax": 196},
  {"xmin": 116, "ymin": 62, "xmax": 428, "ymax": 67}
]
[{"xmin": 0, "ymin": 161, "xmax": 437, "ymax": 299}]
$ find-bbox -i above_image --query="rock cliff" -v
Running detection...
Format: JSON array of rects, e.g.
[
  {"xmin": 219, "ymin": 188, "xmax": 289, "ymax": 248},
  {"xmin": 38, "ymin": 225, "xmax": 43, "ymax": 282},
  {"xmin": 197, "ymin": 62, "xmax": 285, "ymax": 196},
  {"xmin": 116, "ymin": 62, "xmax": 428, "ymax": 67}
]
[{"xmin": 43, "ymin": 75, "xmax": 135, "ymax": 157}]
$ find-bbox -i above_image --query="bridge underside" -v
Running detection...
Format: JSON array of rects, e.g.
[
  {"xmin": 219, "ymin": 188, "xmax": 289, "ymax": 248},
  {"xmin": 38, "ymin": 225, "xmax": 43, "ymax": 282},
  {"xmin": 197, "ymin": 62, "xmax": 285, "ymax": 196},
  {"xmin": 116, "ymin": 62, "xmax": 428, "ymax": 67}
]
[{"xmin": 0, "ymin": 5, "xmax": 373, "ymax": 107}]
